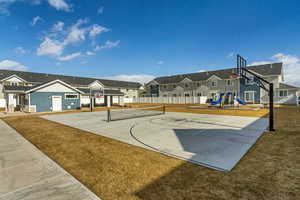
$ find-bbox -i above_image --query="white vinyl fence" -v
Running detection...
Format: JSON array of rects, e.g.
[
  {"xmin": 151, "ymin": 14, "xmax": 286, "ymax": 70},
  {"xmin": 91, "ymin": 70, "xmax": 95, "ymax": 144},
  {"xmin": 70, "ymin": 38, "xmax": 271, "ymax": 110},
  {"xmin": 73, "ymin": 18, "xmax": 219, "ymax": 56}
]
[
  {"xmin": 124, "ymin": 97, "xmax": 134, "ymax": 103},
  {"xmin": 0, "ymin": 99, "xmax": 6, "ymax": 108},
  {"xmin": 133, "ymin": 96, "xmax": 208, "ymax": 104}
]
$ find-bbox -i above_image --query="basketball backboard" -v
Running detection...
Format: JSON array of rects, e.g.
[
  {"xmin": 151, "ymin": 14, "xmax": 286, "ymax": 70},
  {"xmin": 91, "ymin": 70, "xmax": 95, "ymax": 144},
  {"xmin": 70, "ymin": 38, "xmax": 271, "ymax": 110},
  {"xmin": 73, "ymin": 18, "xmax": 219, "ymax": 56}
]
[
  {"xmin": 90, "ymin": 88, "xmax": 104, "ymax": 98},
  {"xmin": 236, "ymin": 54, "xmax": 275, "ymax": 131}
]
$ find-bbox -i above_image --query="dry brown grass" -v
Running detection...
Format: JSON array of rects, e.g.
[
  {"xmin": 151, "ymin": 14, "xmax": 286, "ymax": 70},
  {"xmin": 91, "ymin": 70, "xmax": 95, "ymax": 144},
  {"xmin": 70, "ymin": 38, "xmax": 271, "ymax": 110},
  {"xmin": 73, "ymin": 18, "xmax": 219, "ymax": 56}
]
[
  {"xmin": 128, "ymin": 103, "xmax": 269, "ymax": 118},
  {"xmin": 0, "ymin": 106, "xmax": 121, "ymax": 119},
  {"xmin": 3, "ymin": 107, "xmax": 300, "ymax": 200}
]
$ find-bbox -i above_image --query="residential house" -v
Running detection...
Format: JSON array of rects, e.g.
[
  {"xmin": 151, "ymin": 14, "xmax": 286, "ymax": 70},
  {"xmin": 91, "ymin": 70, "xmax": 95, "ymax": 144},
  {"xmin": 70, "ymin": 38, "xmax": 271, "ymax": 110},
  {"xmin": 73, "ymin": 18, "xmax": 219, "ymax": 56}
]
[
  {"xmin": 146, "ymin": 63, "xmax": 300, "ymax": 105},
  {"xmin": 0, "ymin": 70, "xmax": 141, "ymax": 112}
]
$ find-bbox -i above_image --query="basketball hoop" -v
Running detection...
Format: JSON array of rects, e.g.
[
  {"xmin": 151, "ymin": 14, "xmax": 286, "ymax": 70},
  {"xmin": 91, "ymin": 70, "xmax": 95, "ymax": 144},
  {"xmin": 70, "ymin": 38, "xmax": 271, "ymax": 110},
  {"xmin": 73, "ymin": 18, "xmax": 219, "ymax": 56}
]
[
  {"xmin": 90, "ymin": 88, "xmax": 104, "ymax": 99},
  {"xmin": 94, "ymin": 93, "xmax": 103, "ymax": 98}
]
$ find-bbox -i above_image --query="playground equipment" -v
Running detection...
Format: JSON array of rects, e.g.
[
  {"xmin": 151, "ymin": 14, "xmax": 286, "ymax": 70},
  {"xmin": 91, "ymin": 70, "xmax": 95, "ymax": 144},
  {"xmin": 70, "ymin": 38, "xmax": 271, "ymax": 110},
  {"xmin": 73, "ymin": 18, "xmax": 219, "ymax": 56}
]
[
  {"xmin": 235, "ymin": 97, "xmax": 246, "ymax": 105},
  {"xmin": 211, "ymin": 93, "xmax": 225, "ymax": 106},
  {"xmin": 210, "ymin": 92, "xmax": 236, "ymax": 107}
]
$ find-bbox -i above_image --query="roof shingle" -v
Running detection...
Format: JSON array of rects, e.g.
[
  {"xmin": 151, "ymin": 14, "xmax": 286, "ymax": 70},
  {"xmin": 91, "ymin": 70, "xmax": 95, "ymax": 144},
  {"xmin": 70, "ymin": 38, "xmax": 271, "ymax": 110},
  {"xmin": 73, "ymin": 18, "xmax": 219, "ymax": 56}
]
[
  {"xmin": 0, "ymin": 70, "xmax": 141, "ymax": 89},
  {"xmin": 152, "ymin": 63, "xmax": 282, "ymax": 84}
]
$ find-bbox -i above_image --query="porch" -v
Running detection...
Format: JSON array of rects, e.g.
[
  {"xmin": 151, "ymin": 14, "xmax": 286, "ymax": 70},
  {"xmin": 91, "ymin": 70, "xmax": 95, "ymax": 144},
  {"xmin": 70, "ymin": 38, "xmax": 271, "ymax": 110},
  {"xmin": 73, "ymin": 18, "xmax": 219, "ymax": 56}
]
[{"xmin": 3, "ymin": 85, "xmax": 30, "ymax": 112}]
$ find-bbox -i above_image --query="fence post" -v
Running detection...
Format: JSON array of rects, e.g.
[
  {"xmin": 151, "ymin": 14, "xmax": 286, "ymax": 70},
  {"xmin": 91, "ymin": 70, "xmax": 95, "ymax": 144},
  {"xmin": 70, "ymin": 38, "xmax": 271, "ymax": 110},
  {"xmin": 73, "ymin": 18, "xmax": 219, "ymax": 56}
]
[{"xmin": 107, "ymin": 109, "xmax": 111, "ymax": 122}]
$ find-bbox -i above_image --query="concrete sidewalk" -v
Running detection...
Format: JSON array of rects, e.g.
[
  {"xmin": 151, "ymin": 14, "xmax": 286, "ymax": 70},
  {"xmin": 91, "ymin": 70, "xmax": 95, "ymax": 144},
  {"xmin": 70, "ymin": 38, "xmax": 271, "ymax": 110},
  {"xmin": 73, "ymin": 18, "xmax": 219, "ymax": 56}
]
[{"xmin": 0, "ymin": 120, "xmax": 100, "ymax": 200}]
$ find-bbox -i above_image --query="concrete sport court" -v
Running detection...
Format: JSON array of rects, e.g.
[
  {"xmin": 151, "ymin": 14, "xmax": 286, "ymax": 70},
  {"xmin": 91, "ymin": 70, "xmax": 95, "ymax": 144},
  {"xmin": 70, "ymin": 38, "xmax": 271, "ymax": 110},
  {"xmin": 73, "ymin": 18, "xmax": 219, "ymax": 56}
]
[{"xmin": 42, "ymin": 110, "xmax": 268, "ymax": 171}]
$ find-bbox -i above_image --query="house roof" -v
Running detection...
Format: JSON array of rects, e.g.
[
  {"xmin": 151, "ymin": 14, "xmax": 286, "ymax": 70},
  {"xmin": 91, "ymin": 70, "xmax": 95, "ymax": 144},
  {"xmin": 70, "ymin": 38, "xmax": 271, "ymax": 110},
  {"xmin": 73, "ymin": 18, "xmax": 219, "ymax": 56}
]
[
  {"xmin": 24, "ymin": 79, "xmax": 85, "ymax": 94},
  {"xmin": 3, "ymin": 85, "xmax": 124, "ymax": 95},
  {"xmin": 152, "ymin": 62, "xmax": 283, "ymax": 84},
  {"xmin": 0, "ymin": 69, "xmax": 141, "ymax": 89},
  {"xmin": 3, "ymin": 85, "xmax": 34, "ymax": 92},
  {"xmin": 3, "ymin": 80, "xmax": 85, "ymax": 94},
  {"xmin": 279, "ymin": 83, "xmax": 299, "ymax": 89}
]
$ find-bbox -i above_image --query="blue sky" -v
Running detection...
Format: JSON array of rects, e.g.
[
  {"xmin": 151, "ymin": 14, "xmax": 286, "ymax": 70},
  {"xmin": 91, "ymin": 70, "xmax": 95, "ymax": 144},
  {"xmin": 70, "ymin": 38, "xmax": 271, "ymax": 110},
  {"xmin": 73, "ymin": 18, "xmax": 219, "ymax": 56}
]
[{"xmin": 0, "ymin": 0, "xmax": 300, "ymax": 85}]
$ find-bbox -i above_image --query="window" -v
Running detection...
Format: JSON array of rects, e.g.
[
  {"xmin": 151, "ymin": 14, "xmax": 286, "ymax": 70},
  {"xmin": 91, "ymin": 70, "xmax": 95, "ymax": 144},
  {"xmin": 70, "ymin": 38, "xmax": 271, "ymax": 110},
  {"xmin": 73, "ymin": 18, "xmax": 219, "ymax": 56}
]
[
  {"xmin": 65, "ymin": 93, "xmax": 78, "ymax": 99},
  {"xmin": 244, "ymin": 91, "xmax": 255, "ymax": 102},
  {"xmin": 226, "ymin": 80, "xmax": 232, "ymax": 86},
  {"xmin": 11, "ymin": 82, "xmax": 18, "ymax": 86},
  {"xmin": 163, "ymin": 85, "xmax": 167, "ymax": 89},
  {"xmin": 197, "ymin": 83, "xmax": 200, "ymax": 87},
  {"xmin": 185, "ymin": 93, "xmax": 190, "ymax": 97},
  {"xmin": 211, "ymin": 93, "xmax": 217, "ymax": 98},
  {"xmin": 173, "ymin": 94, "xmax": 177, "ymax": 97},
  {"xmin": 163, "ymin": 94, "xmax": 167, "ymax": 97},
  {"xmin": 185, "ymin": 84, "xmax": 189, "ymax": 88},
  {"xmin": 197, "ymin": 93, "xmax": 202, "ymax": 97},
  {"xmin": 173, "ymin": 85, "xmax": 176, "ymax": 88},
  {"xmin": 211, "ymin": 81, "xmax": 217, "ymax": 87},
  {"xmin": 279, "ymin": 90, "xmax": 288, "ymax": 97}
]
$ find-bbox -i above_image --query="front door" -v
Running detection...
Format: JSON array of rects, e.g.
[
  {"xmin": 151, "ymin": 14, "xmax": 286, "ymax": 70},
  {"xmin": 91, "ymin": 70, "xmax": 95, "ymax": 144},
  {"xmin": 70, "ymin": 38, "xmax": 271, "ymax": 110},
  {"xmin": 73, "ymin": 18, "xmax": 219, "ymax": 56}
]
[{"xmin": 52, "ymin": 96, "xmax": 62, "ymax": 111}]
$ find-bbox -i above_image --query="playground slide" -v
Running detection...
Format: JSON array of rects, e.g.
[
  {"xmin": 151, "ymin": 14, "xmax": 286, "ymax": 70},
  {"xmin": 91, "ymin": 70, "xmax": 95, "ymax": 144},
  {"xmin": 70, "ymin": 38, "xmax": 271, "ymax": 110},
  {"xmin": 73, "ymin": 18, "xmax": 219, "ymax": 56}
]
[
  {"xmin": 211, "ymin": 94, "xmax": 224, "ymax": 105},
  {"xmin": 236, "ymin": 98, "xmax": 246, "ymax": 105}
]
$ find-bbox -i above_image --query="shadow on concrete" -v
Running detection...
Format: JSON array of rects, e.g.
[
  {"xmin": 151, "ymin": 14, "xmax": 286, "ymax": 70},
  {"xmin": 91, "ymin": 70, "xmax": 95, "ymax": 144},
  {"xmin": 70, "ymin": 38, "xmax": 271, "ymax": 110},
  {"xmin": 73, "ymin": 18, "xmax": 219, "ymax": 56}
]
[{"xmin": 133, "ymin": 114, "xmax": 270, "ymax": 199}]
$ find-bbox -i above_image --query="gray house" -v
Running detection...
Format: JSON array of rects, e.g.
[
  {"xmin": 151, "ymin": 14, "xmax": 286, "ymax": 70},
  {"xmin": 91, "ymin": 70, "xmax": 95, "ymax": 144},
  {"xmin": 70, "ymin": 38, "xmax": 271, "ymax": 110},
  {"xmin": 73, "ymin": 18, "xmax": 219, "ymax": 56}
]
[
  {"xmin": 146, "ymin": 62, "xmax": 300, "ymax": 105},
  {"xmin": 0, "ymin": 70, "xmax": 141, "ymax": 112}
]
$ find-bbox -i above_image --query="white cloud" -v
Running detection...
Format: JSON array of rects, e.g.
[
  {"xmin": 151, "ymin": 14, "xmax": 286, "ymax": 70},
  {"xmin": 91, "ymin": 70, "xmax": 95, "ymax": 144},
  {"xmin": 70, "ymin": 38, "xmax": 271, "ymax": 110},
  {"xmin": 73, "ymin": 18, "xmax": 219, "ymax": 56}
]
[
  {"xmin": 271, "ymin": 53, "xmax": 299, "ymax": 65},
  {"xmin": 95, "ymin": 40, "xmax": 120, "ymax": 50},
  {"xmin": 52, "ymin": 21, "xmax": 64, "ymax": 32},
  {"xmin": 89, "ymin": 24, "xmax": 109, "ymax": 38},
  {"xmin": 0, "ymin": 0, "xmax": 71, "ymax": 15},
  {"xmin": 0, "ymin": 59, "xmax": 28, "ymax": 71},
  {"xmin": 57, "ymin": 52, "xmax": 81, "ymax": 61},
  {"xmin": 157, "ymin": 60, "xmax": 164, "ymax": 65},
  {"xmin": 104, "ymin": 74, "xmax": 155, "ymax": 84},
  {"xmin": 0, "ymin": 0, "xmax": 17, "ymax": 15},
  {"xmin": 86, "ymin": 51, "xmax": 96, "ymax": 56},
  {"xmin": 31, "ymin": 16, "xmax": 42, "ymax": 26},
  {"xmin": 197, "ymin": 69, "xmax": 207, "ymax": 73},
  {"xmin": 251, "ymin": 53, "xmax": 300, "ymax": 87},
  {"xmin": 97, "ymin": 6, "xmax": 103, "ymax": 14},
  {"xmin": 63, "ymin": 19, "xmax": 88, "ymax": 45},
  {"xmin": 37, "ymin": 19, "xmax": 113, "ymax": 61},
  {"xmin": 37, "ymin": 37, "xmax": 64, "ymax": 56},
  {"xmin": 250, "ymin": 61, "xmax": 271, "ymax": 66},
  {"xmin": 47, "ymin": 0, "xmax": 71, "ymax": 11},
  {"xmin": 14, "ymin": 46, "xmax": 27, "ymax": 54}
]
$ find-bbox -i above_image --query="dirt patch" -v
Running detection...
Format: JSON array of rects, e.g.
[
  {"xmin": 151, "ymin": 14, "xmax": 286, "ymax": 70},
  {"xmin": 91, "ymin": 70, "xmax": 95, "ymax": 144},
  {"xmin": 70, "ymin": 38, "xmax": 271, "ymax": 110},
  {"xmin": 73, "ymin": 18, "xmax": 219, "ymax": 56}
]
[{"xmin": 3, "ymin": 107, "xmax": 300, "ymax": 200}]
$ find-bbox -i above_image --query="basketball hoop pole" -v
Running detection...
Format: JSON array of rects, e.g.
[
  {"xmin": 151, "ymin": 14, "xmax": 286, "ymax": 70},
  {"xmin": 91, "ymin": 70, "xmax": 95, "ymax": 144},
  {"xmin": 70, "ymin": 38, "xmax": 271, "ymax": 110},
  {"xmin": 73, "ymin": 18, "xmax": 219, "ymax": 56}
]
[
  {"xmin": 90, "ymin": 89, "xmax": 93, "ymax": 112},
  {"xmin": 237, "ymin": 55, "xmax": 275, "ymax": 132},
  {"xmin": 269, "ymin": 83, "xmax": 275, "ymax": 131}
]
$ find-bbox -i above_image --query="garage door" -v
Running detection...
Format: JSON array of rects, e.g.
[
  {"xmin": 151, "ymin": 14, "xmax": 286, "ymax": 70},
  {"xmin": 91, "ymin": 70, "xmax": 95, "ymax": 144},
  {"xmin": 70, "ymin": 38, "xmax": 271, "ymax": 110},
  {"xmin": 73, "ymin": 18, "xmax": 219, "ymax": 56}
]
[{"xmin": 52, "ymin": 96, "xmax": 62, "ymax": 111}]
